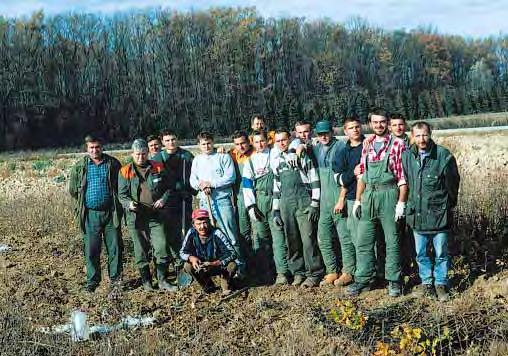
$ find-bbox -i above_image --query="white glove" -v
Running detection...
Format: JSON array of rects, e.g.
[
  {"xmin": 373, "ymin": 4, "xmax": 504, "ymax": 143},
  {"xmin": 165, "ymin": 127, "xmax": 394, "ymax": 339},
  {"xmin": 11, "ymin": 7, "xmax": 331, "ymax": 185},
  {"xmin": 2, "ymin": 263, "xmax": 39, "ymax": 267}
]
[
  {"xmin": 287, "ymin": 152, "xmax": 298, "ymax": 168},
  {"xmin": 395, "ymin": 201, "xmax": 406, "ymax": 221},
  {"xmin": 352, "ymin": 200, "xmax": 361, "ymax": 219}
]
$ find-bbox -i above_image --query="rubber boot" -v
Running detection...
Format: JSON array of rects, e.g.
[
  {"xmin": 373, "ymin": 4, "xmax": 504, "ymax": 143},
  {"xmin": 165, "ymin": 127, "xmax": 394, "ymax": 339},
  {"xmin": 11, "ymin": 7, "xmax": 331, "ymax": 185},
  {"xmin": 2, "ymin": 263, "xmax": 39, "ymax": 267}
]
[
  {"xmin": 156, "ymin": 264, "xmax": 178, "ymax": 292},
  {"xmin": 139, "ymin": 266, "xmax": 154, "ymax": 291}
]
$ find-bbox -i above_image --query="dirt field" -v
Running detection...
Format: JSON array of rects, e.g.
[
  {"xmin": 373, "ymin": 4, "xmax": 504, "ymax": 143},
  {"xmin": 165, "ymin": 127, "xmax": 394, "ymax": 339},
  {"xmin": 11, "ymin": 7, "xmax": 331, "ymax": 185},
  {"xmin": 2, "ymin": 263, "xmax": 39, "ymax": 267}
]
[{"xmin": 0, "ymin": 130, "xmax": 506, "ymax": 355}]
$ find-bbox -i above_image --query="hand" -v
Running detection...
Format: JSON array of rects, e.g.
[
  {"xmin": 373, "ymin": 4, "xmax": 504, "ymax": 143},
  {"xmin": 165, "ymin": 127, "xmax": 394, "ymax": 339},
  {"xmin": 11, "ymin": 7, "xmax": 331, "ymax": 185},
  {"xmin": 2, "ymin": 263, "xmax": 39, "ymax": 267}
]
[
  {"xmin": 199, "ymin": 181, "xmax": 211, "ymax": 190},
  {"xmin": 128, "ymin": 201, "xmax": 139, "ymax": 212},
  {"xmin": 153, "ymin": 198, "xmax": 165, "ymax": 209},
  {"xmin": 287, "ymin": 152, "xmax": 298, "ymax": 169},
  {"xmin": 354, "ymin": 164, "xmax": 362, "ymax": 177},
  {"xmin": 216, "ymin": 146, "xmax": 227, "ymax": 154},
  {"xmin": 333, "ymin": 198, "xmax": 345, "ymax": 215},
  {"xmin": 395, "ymin": 201, "xmax": 406, "ymax": 221},
  {"xmin": 305, "ymin": 205, "xmax": 320, "ymax": 223},
  {"xmin": 352, "ymin": 200, "xmax": 362, "ymax": 219},
  {"xmin": 189, "ymin": 256, "xmax": 201, "ymax": 271},
  {"xmin": 295, "ymin": 144, "xmax": 305, "ymax": 157},
  {"xmin": 248, "ymin": 205, "xmax": 264, "ymax": 222},
  {"xmin": 272, "ymin": 210, "xmax": 284, "ymax": 230}
]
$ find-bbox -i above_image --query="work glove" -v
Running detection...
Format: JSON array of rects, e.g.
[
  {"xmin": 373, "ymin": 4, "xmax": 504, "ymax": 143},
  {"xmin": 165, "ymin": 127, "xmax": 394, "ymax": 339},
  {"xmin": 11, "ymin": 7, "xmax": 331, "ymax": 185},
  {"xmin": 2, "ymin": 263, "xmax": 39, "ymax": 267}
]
[
  {"xmin": 248, "ymin": 205, "xmax": 264, "ymax": 222},
  {"xmin": 352, "ymin": 200, "xmax": 362, "ymax": 219},
  {"xmin": 287, "ymin": 152, "xmax": 299, "ymax": 169},
  {"xmin": 272, "ymin": 210, "xmax": 284, "ymax": 230},
  {"xmin": 395, "ymin": 201, "xmax": 406, "ymax": 221},
  {"xmin": 304, "ymin": 206, "xmax": 320, "ymax": 223}
]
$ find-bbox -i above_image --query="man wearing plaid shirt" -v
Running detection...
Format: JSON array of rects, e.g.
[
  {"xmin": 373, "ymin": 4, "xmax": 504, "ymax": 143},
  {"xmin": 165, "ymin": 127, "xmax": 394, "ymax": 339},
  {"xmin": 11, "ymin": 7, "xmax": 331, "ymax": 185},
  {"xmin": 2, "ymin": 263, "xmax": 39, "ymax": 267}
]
[
  {"xmin": 347, "ymin": 109, "xmax": 408, "ymax": 297},
  {"xmin": 271, "ymin": 127, "xmax": 324, "ymax": 288}
]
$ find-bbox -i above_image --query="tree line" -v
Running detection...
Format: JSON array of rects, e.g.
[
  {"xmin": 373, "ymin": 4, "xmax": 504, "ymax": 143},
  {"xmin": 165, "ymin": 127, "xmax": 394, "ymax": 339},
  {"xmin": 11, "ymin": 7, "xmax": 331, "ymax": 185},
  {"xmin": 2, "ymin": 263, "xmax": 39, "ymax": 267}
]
[{"xmin": 1, "ymin": 8, "xmax": 507, "ymax": 150}]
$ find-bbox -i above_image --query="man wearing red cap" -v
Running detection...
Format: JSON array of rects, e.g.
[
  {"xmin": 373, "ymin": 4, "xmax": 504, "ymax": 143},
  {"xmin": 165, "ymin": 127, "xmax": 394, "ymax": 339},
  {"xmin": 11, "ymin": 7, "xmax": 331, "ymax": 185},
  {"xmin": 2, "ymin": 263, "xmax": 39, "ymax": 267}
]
[{"xmin": 180, "ymin": 209, "xmax": 238, "ymax": 295}]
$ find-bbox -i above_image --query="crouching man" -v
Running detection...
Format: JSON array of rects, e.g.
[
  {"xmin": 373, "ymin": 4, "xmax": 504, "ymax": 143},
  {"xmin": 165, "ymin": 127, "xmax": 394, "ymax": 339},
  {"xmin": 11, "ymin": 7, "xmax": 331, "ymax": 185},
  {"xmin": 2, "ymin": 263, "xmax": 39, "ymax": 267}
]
[{"xmin": 180, "ymin": 209, "xmax": 238, "ymax": 295}]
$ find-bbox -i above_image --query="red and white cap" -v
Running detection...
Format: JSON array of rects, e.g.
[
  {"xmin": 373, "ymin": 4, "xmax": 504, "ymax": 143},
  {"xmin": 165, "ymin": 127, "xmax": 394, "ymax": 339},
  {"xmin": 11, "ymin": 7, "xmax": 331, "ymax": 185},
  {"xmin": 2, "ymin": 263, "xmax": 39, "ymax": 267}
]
[{"xmin": 191, "ymin": 209, "xmax": 209, "ymax": 220}]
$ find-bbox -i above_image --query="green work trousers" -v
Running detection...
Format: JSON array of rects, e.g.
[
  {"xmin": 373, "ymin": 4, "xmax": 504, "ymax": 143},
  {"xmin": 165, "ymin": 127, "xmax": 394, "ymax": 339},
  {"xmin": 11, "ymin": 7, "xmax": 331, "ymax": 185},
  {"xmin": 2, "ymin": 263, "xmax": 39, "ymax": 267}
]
[
  {"xmin": 279, "ymin": 170, "xmax": 324, "ymax": 279},
  {"xmin": 162, "ymin": 208, "xmax": 184, "ymax": 266},
  {"xmin": 83, "ymin": 209, "xmax": 123, "ymax": 284},
  {"xmin": 126, "ymin": 211, "xmax": 169, "ymax": 269}
]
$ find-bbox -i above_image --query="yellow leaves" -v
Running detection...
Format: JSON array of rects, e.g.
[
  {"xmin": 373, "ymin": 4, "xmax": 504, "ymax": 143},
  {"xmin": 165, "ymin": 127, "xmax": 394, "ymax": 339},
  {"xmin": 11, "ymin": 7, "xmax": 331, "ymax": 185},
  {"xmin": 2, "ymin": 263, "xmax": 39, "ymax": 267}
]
[{"xmin": 328, "ymin": 300, "xmax": 367, "ymax": 331}]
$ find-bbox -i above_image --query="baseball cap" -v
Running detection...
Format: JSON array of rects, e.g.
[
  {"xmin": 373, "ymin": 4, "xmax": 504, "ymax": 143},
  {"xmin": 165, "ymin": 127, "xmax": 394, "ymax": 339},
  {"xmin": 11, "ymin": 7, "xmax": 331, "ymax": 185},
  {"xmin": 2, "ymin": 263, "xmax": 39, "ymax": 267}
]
[{"xmin": 192, "ymin": 209, "xmax": 209, "ymax": 220}]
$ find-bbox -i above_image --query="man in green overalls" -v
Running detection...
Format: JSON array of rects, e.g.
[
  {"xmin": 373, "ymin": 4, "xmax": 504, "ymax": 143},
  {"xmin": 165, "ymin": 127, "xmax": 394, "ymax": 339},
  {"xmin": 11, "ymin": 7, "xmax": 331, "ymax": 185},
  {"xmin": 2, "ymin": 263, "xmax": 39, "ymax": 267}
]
[
  {"xmin": 272, "ymin": 128, "xmax": 324, "ymax": 287},
  {"xmin": 242, "ymin": 130, "xmax": 289, "ymax": 285},
  {"xmin": 311, "ymin": 120, "xmax": 349, "ymax": 286},
  {"xmin": 118, "ymin": 139, "xmax": 178, "ymax": 292},
  {"xmin": 347, "ymin": 110, "xmax": 408, "ymax": 297}
]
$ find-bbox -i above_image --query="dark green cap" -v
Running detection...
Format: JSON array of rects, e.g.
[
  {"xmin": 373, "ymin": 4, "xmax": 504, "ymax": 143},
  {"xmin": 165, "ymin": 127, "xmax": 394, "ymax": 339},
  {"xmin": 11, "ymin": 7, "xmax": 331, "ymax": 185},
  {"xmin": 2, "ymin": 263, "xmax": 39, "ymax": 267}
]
[{"xmin": 315, "ymin": 120, "xmax": 332, "ymax": 134}]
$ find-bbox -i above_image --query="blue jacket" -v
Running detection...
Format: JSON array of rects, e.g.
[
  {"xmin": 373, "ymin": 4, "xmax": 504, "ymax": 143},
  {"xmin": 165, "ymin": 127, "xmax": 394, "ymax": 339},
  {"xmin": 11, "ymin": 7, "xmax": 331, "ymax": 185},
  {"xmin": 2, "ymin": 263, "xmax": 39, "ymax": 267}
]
[
  {"xmin": 334, "ymin": 136, "xmax": 365, "ymax": 201},
  {"xmin": 180, "ymin": 227, "xmax": 237, "ymax": 266}
]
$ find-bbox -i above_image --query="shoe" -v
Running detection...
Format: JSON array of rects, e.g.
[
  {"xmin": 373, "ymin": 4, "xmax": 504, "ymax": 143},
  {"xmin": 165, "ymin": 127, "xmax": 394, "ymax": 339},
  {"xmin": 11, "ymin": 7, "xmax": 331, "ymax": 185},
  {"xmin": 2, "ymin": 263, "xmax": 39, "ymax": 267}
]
[
  {"xmin": 435, "ymin": 285, "xmax": 450, "ymax": 302},
  {"xmin": 274, "ymin": 273, "xmax": 289, "ymax": 286},
  {"xmin": 346, "ymin": 282, "xmax": 371, "ymax": 297},
  {"xmin": 301, "ymin": 277, "xmax": 319, "ymax": 288},
  {"xmin": 156, "ymin": 264, "xmax": 178, "ymax": 292},
  {"xmin": 84, "ymin": 282, "xmax": 98, "ymax": 293},
  {"xmin": 412, "ymin": 284, "xmax": 435, "ymax": 299},
  {"xmin": 220, "ymin": 278, "xmax": 232, "ymax": 296},
  {"xmin": 139, "ymin": 267, "xmax": 155, "ymax": 291},
  {"xmin": 292, "ymin": 275, "xmax": 305, "ymax": 286},
  {"xmin": 319, "ymin": 273, "xmax": 340, "ymax": 286},
  {"xmin": 334, "ymin": 273, "xmax": 353, "ymax": 287},
  {"xmin": 158, "ymin": 279, "xmax": 178, "ymax": 292},
  {"xmin": 388, "ymin": 281, "xmax": 402, "ymax": 297}
]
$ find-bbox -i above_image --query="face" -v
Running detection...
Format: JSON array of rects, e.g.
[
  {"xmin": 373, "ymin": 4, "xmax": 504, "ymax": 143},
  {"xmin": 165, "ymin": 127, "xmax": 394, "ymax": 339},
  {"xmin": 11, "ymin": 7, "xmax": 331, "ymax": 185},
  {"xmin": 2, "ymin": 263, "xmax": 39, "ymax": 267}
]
[
  {"xmin": 253, "ymin": 134, "xmax": 268, "ymax": 152},
  {"xmin": 148, "ymin": 139, "xmax": 161, "ymax": 155},
  {"xmin": 251, "ymin": 117, "xmax": 266, "ymax": 131},
  {"xmin": 295, "ymin": 124, "xmax": 312, "ymax": 143},
  {"xmin": 389, "ymin": 119, "xmax": 406, "ymax": 138},
  {"xmin": 344, "ymin": 120, "xmax": 362, "ymax": 141},
  {"xmin": 162, "ymin": 135, "xmax": 178, "ymax": 151},
  {"xmin": 86, "ymin": 141, "xmax": 103, "ymax": 160},
  {"xmin": 132, "ymin": 149, "xmax": 148, "ymax": 166},
  {"xmin": 193, "ymin": 218, "xmax": 210, "ymax": 237},
  {"xmin": 233, "ymin": 136, "xmax": 251, "ymax": 155},
  {"xmin": 413, "ymin": 127, "xmax": 431, "ymax": 150},
  {"xmin": 199, "ymin": 138, "xmax": 214, "ymax": 154},
  {"xmin": 274, "ymin": 132, "xmax": 289, "ymax": 152},
  {"xmin": 370, "ymin": 115, "xmax": 388, "ymax": 136},
  {"xmin": 317, "ymin": 132, "xmax": 332, "ymax": 145}
]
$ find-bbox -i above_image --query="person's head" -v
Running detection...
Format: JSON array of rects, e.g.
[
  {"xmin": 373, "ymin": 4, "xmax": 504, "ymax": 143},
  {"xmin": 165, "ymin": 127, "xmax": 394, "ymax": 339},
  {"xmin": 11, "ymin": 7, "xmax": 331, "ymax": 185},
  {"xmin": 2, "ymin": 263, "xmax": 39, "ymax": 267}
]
[
  {"xmin": 411, "ymin": 121, "xmax": 432, "ymax": 151},
  {"xmin": 251, "ymin": 115, "xmax": 266, "ymax": 131},
  {"xmin": 85, "ymin": 134, "xmax": 103, "ymax": 161},
  {"xmin": 314, "ymin": 120, "xmax": 333, "ymax": 145},
  {"xmin": 251, "ymin": 130, "xmax": 268, "ymax": 153},
  {"xmin": 131, "ymin": 139, "xmax": 149, "ymax": 166},
  {"xmin": 294, "ymin": 120, "xmax": 312, "ymax": 143},
  {"xmin": 343, "ymin": 116, "xmax": 362, "ymax": 142},
  {"xmin": 389, "ymin": 113, "xmax": 407, "ymax": 138},
  {"xmin": 161, "ymin": 129, "xmax": 178, "ymax": 152},
  {"xmin": 232, "ymin": 130, "xmax": 251, "ymax": 155},
  {"xmin": 192, "ymin": 209, "xmax": 211, "ymax": 237},
  {"xmin": 146, "ymin": 134, "xmax": 162, "ymax": 156},
  {"xmin": 274, "ymin": 127, "xmax": 290, "ymax": 152},
  {"xmin": 368, "ymin": 108, "xmax": 389, "ymax": 137},
  {"xmin": 197, "ymin": 131, "xmax": 214, "ymax": 154}
]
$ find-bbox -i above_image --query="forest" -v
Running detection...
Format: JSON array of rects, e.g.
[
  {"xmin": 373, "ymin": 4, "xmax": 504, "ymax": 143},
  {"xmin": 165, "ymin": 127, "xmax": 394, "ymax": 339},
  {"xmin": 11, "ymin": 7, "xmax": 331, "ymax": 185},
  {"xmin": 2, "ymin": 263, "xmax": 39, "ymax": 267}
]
[{"xmin": 1, "ymin": 7, "xmax": 507, "ymax": 149}]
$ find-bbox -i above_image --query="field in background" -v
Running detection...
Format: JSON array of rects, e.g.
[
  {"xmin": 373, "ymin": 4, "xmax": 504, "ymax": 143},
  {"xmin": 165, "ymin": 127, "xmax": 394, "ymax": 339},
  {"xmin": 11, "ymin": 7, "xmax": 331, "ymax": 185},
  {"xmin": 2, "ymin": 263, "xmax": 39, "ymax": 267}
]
[{"xmin": 0, "ymin": 127, "xmax": 506, "ymax": 355}]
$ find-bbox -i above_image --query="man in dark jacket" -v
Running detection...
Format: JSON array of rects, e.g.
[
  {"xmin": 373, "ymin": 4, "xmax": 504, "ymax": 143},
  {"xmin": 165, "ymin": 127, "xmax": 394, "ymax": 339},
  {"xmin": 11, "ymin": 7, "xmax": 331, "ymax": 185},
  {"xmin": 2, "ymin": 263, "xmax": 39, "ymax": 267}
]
[
  {"xmin": 402, "ymin": 121, "xmax": 460, "ymax": 301},
  {"xmin": 180, "ymin": 209, "xmax": 238, "ymax": 295},
  {"xmin": 68, "ymin": 135, "xmax": 123, "ymax": 293}
]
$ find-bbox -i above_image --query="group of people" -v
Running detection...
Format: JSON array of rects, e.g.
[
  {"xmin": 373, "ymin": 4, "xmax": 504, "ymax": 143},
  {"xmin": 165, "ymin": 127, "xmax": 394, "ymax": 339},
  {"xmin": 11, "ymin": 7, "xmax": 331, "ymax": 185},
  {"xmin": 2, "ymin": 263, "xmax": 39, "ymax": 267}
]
[{"xmin": 69, "ymin": 109, "xmax": 460, "ymax": 301}]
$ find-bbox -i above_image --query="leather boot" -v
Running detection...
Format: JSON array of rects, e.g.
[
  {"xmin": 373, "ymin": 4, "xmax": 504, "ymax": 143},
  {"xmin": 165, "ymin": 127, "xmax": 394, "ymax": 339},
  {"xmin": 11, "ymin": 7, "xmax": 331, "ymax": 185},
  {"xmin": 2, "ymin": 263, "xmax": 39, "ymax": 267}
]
[
  {"xmin": 139, "ymin": 266, "xmax": 154, "ymax": 291},
  {"xmin": 156, "ymin": 264, "xmax": 178, "ymax": 292}
]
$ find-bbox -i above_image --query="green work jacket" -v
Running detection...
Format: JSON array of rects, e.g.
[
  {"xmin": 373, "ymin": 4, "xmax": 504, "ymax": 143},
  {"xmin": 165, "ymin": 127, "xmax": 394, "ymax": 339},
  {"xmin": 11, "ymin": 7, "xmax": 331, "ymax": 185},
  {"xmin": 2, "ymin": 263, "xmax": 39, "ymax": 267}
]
[{"xmin": 402, "ymin": 140, "xmax": 460, "ymax": 233}]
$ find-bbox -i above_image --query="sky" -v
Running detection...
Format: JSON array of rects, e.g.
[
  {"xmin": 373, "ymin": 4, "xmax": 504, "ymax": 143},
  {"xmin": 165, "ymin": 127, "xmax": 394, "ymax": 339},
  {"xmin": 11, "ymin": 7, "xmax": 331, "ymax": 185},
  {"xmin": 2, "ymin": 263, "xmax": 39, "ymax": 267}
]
[{"xmin": 0, "ymin": 0, "xmax": 506, "ymax": 38}]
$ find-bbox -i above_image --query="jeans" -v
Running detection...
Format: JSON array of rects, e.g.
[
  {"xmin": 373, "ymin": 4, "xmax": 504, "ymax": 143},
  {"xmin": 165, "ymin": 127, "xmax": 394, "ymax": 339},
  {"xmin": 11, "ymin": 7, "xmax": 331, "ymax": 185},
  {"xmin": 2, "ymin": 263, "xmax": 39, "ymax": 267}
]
[{"xmin": 414, "ymin": 231, "xmax": 449, "ymax": 286}]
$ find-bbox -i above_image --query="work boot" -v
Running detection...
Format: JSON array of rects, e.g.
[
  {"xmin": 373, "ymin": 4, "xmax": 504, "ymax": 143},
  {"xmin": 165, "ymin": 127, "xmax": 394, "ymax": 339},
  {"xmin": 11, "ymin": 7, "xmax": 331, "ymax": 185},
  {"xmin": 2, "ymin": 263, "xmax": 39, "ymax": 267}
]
[
  {"xmin": 292, "ymin": 274, "xmax": 305, "ymax": 286},
  {"xmin": 435, "ymin": 285, "xmax": 450, "ymax": 302},
  {"xmin": 84, "ymin": 282, "xmax": 99, "ymax": 294},
  {"xmin": 320, "ymin": 273, "xmax": 340, "ymax": 286},
  {"xmin": 334, "ymin": 273, "xmax": 353, "ymax": 287},
  {"xmin": 139, "ymin": 267, "xmax": 155, "ymax": 291},
  {"xmin": 220, "ymin": 277, "xmax": 232, "ymax": 296},
  {"xmin": 156, "ymin": 264, "xmax": 178, "ymax": 292},
  {"xmin": 412, "ymin": 284, "xmax": 435, "ymax": 299},
  {"xmin": 388, "ymin": 281, "xmax": 402, "ymax": 297},
  {"xmin": 301, "ymin": 277, "xmax": 320, "ymax": 288},
  {"xmin": 274, "ymin": 273, "xmax": 289, "ymax": 286},
  {"xmin": 345, "ymin": 282, "xmax": 371, "ymax": 297}
]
